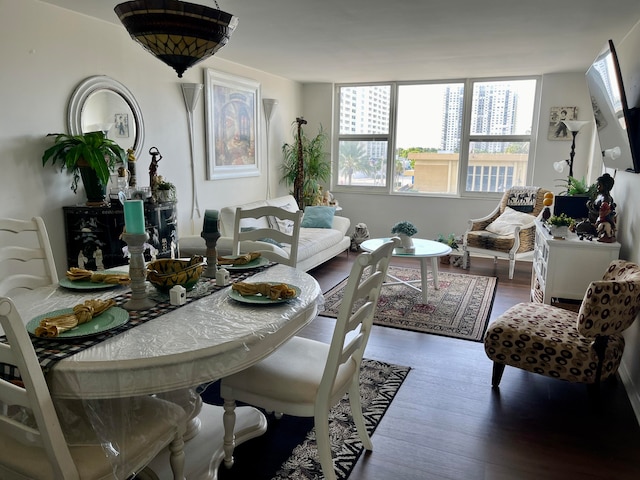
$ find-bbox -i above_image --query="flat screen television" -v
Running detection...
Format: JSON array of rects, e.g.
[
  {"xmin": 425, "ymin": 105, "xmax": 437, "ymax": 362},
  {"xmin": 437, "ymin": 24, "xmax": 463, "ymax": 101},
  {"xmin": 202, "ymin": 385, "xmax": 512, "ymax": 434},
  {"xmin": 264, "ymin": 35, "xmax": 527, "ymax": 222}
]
[{"xmin": 585, "ymin": 39, "xmax": 640, "ymax": 173}]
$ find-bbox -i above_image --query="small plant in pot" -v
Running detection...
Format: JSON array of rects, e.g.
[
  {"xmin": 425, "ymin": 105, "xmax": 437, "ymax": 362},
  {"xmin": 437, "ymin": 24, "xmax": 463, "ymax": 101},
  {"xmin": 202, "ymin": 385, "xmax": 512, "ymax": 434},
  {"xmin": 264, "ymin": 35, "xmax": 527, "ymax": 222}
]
[
  {"xmin": 391, "ymin": 221, "xmax": 417, "ymax": 252},
  {"xmin": 42, "ymin": 131, "xmax": 127, "ymax": 205},
  {"xmin": 546, "ymin": 213, "xmax": 573, "ymax": 238},
  {"xmin": 435, "ymin": 233, "xmax": 461, "ymax": 264},
  {"xmin": 435, "ymin": 233, "xmax": 459, "ymax": 250},
  {"xmin": 153, "ymin": 176, "xmax": 177, "ymax": 203}
]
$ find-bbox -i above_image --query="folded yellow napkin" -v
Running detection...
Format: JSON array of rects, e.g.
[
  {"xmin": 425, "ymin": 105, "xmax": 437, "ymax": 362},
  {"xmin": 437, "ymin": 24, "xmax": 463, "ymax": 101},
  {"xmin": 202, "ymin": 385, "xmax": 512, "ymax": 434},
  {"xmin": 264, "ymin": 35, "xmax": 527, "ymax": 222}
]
[
  {"xmin": 35, "ymin": 299, "xmax": 116, "ymax": 337},
  {"xmin": 231, "ymin": 282, "xmax": 296, "ymax": 300},
  {"xmin": 217, "ymin": 252, "xmax": 261, "ymax": 266},
  {"xmin": 66, "ymin": 268, "xmax": 130, "ymax": 285}
]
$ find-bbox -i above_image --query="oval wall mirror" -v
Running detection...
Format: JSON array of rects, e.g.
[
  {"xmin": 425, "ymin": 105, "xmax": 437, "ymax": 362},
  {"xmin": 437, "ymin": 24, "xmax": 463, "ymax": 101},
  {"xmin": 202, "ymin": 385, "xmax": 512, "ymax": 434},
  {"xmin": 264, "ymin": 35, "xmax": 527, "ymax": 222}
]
[{"xmin": 67, "ymin": 75, "xmax": 145, "ymax": 159}]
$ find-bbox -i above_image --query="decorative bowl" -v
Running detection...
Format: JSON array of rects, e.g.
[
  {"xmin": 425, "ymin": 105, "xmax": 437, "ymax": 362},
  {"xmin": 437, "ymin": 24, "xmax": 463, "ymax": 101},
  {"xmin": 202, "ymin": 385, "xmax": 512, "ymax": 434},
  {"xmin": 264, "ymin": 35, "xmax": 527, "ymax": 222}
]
[{"xmin": 146, "ymin": 256, "xmax": 206, "ymax": 292}]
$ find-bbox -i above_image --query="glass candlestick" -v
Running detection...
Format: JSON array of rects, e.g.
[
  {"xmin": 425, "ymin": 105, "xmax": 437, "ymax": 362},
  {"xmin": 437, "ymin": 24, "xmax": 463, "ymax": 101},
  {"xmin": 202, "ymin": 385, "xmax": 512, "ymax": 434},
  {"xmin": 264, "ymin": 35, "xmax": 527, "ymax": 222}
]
[{"xmin": 122, "ymin": 232, "xmax": 155, "ymax": 310}]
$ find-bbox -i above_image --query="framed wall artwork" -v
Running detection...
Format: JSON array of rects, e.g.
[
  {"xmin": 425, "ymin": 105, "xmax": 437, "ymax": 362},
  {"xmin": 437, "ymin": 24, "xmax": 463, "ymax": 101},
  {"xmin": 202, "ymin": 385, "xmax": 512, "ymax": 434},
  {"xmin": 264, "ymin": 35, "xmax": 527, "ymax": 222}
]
[
  {"xmin": 204, "ymin": 68, "xmax": 261, "ymax": 180},
  {"xmin": 548, "ymin": 106, "xmax": 578, "ymax": 140},
  {"xmin": 114, "ymin": 113, "xmax": 129, "ymax": 138}
]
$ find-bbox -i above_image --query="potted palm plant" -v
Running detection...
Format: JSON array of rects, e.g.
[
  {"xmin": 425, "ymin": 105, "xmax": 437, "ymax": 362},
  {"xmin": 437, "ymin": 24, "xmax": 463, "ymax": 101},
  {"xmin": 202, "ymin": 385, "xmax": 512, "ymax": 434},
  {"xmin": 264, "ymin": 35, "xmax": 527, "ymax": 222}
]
[
  {"xmin": 42, "ymin": 131, "xmax": 127, "ymax": 205},
  {"xmin": 280, "ymin": 122, "xmax": 330, "ymax": 209}
]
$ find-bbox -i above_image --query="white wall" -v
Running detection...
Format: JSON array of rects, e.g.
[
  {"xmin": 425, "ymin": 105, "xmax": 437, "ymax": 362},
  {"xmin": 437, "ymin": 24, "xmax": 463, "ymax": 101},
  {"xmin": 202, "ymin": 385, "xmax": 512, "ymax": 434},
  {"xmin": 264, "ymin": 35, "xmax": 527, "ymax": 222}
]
[{"xmin": 609, "ymin": 17, "xmax": 640, "ymax": 422}]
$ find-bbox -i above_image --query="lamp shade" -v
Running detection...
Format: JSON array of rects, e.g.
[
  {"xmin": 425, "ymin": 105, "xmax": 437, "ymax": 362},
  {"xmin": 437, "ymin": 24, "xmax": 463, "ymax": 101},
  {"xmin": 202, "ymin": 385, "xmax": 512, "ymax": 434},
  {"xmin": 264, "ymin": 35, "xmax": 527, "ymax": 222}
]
[
  {"xmin": 114, "ymin": 0, "xmax": 238, "ymax": 78},
  {"xmin": 561, "ymin": 120, "xmax": 591, "ymax": 133},
  {"xmin": 553, "ymin": 160, "xmax": 567, "ymax": 173},
  {"xmin": 263, "ymin": 98, "xmax": 278, "ymax": 123}
]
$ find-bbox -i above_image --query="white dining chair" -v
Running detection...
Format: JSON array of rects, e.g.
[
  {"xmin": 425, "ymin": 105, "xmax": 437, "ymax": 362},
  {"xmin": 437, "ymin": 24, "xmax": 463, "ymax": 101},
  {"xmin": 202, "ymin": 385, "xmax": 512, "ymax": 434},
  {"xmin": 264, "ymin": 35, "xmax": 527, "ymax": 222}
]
[
  {"xmin": 220, "ymin": 237, "xmax": 400, "ymax": 480},
  {"xmin": 0, "ymin": 297, "xmax": 186, "ymax": 480},
  {"xmin": 0, "ymin": 217, "xmax": 59, "ymax": 296},
  {"xmin": 232, "ymin": 205, "xmax": 303, "ymax": 267}
]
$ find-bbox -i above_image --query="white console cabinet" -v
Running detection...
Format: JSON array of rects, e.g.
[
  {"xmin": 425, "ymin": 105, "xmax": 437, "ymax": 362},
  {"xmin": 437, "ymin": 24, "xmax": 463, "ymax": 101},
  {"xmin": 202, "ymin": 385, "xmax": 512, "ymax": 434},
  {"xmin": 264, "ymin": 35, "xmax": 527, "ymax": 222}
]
[{"xmin": 531, "ymin": 220, "xmax": 621, "ymax": 304}]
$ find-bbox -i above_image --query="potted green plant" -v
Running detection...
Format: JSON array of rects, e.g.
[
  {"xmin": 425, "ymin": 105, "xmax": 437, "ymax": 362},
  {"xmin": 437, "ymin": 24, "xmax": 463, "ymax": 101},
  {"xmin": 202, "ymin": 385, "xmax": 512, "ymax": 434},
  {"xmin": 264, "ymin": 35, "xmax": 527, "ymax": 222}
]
[
  {"xmin": 435, "ymin": 233, "xmax": 459, "ymax": 250},
  {"xmin": 42, "ymin": 131, "xmax": 126, "ymax": 205},
  {"xmin": 435, "ymin": 233, "xmax": 460, "ymax": 264},
  {"xmin": 391, "ymin": 221, "xmax": 417, "ymax": 252},
  {"xmin": 153, "ymin": 177, "xmax": 177, "ymax": 203},
  {"xmin": 280, "ymin": 122, "xmax": 330, "ymax": 208},
  {"xmin": 546, "ymin": 213, "xmax": 573, "ymax": 238}
]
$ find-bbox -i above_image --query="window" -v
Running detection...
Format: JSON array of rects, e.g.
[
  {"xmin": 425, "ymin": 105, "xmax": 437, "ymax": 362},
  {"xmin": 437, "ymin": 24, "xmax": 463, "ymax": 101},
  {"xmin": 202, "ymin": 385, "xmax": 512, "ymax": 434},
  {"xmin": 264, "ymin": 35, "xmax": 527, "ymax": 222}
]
[
  {"xmin": 335, "ymin": 85, "xmax": 391, "ymax": 189},
  {"xmin": 334, "ymin": 78, "xmax": 539, "ymax": 195}
]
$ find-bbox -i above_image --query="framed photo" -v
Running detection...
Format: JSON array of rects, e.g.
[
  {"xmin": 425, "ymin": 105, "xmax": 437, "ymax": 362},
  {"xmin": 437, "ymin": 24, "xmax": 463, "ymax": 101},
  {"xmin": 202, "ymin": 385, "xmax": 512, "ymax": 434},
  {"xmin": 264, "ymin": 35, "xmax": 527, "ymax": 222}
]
[
  {"xmin": 205, "ymin": 69, "xmax": 261, "ymax": 180},
  {"xmin": 548, "ymin": 106, "xmax": 578, "ymax": 140},
  {"xmin": 114, "ymin": 113, "xmax": 129, "ymax": 138}
]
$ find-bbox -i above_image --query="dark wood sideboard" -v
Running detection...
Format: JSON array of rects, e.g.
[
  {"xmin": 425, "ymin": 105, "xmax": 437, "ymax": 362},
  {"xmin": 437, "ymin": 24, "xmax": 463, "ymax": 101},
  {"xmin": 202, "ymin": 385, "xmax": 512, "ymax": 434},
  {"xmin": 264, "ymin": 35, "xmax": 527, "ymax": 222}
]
[{"xmin": 63, "ymin": 201, "xmax": 178, "ymax": 270}]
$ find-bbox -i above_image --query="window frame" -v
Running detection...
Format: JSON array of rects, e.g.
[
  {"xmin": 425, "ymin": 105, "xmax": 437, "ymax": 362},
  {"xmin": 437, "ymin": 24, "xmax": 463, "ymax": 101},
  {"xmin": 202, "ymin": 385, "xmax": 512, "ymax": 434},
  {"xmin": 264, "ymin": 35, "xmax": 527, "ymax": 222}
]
[{"xmin": 332, "ymin": 76, "xmax": 541, "ymax": 199}]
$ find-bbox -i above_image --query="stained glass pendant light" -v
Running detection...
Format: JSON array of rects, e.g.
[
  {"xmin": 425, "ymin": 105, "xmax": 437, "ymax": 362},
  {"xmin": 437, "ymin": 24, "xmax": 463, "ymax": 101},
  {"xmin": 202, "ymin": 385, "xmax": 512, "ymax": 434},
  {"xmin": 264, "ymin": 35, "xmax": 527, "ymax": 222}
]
[{"xmin": 114, "ymin": 0, "xmax": 238, "ymax": 78}]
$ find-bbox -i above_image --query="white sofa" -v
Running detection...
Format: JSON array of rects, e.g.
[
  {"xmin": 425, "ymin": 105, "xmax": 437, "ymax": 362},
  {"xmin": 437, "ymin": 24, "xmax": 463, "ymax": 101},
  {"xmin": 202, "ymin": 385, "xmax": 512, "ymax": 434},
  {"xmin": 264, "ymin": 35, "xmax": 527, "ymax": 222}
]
[{"xmin": 179, "ymin": 195, "xmax": 351, "ymax": 272}]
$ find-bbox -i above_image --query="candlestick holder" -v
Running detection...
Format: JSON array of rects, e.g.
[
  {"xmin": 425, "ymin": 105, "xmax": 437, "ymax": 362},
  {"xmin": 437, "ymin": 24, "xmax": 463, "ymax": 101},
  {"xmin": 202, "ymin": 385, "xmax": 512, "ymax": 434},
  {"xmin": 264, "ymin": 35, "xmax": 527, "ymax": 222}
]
[
  {"xmin": 201, "ymin": 231, "xmax": 221, "ymax": 278},
  {"xmin": 122, "ymin": 232, "xmax": 155, "ymax": 310}
]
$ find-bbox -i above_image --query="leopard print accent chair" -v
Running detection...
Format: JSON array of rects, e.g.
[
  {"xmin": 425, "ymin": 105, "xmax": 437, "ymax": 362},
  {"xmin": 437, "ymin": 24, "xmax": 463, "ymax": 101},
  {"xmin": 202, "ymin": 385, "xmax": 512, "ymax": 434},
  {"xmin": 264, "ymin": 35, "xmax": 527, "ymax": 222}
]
[{"xmin": 484, "ymin": 260, "xmax": 640, "ymax": 388}]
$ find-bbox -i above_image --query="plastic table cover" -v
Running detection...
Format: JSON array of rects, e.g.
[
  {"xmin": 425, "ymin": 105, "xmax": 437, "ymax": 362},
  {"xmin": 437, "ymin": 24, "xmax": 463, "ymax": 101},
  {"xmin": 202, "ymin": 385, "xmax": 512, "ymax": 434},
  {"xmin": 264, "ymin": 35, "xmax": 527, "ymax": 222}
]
[{"xmin": 5, "ymin": 264, "xmax": 322, "ymax": 478}]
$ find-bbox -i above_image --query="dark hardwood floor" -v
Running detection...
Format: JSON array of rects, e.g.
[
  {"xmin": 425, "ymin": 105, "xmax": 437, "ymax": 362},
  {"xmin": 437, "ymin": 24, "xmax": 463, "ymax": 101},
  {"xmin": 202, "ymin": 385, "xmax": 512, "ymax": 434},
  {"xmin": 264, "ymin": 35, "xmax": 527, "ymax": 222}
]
[{"xmin": 298, "ymin": 251, "xmax": 640, "ymax": 480}]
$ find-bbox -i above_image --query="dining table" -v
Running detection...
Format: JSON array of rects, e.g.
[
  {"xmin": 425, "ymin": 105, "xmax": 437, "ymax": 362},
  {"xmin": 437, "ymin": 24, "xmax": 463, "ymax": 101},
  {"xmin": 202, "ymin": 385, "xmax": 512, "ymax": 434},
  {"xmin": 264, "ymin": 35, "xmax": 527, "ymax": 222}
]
[{"xmin": 3, "ymin": 262, "xmax": 322, "ymax": 480}]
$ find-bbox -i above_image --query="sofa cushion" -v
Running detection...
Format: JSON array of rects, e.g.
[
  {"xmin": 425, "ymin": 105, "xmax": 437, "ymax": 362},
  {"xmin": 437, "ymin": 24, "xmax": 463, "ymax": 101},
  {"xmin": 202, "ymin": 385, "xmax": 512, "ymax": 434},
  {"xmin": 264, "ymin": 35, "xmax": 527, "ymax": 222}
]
[
  {"xmin": 485, "ymin": 206, "xmax": 534, "ymax": 236},
  {"xmin": 301, "ymin": 206, "xmax": 336, "ymax": 229},
  {"xmin": 267, "ymin": 201, "xmax": 298, "ymax": 234},
  {"xmin": 298, "ymin": 228, "xmax": 345, "ymax": 261}
]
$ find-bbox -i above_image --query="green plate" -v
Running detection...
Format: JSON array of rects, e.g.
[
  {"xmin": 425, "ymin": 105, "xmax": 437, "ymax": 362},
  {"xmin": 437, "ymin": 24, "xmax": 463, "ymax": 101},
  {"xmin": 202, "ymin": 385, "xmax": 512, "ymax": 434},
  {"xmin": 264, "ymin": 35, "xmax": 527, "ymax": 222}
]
[
  {"xmin": 228, "ymin": 282, "xmax": 300, "ymax": 304},
  {"xmin": 59, "ymin": 271, "xmax": 128, "ymax": 291},
  {"xmin": 27, "ymin": 307, "xmax": 129, "ymax": 339},
  {"xmin": 221, "ymin": 256, "xmax": 270, "ymax": 270},
  {"xmin": 59, "ymin": 279, "xmax": 120, "ymax": 290}
]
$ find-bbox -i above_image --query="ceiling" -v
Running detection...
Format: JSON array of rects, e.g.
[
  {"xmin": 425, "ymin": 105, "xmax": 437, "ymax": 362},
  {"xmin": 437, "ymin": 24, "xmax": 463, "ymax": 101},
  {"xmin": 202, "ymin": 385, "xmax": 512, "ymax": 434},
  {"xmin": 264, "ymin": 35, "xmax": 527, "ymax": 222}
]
[{"xmin": 40, "ymin": 0, "xmax": 640, "ymax": 83}]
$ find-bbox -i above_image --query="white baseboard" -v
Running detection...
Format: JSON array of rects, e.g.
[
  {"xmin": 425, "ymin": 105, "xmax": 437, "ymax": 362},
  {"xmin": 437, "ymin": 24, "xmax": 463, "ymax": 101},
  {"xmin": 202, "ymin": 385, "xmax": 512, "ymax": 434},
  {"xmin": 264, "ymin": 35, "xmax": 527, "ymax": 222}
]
[{"xmin": 619, "ymin": 361, "xmax": 640, "ymax": 426}]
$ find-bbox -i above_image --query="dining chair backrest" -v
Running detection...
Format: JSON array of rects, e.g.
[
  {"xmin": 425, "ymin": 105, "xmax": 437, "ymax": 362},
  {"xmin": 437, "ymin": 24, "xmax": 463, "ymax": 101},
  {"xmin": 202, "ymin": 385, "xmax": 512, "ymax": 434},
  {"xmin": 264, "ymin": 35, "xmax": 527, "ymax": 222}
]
[
  {"xmin": 232, "ymin": 205, "xmax": 303, "ymax": 267},
  {"xmin": 0, "ymin": 296, "xmax": 80, "ymax": 479},
  {"xmin": 219, "ymin": 237, "xmax": 400, "ymax": 480},
  {"xmin": 319, "ymin": 236, "xmax": 400, "ymax": 406},
  {"xmin": 0, "ymin": 296, "xmax": 186, "ymax": 480},
  {"xmin": 0, "ymin": 217, "xmax": 58, "ymax": 296}
]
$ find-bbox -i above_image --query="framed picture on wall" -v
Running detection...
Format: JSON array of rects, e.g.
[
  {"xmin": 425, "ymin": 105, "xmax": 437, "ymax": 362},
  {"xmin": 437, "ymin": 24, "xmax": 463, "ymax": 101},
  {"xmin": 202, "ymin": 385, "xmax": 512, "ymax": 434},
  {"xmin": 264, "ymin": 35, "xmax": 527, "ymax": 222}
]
[
  {"xmin": 204, "ymin": 68, "xmax": 261, "ymax": 180},
  {"xmin": 548, "ymin": 106, "xmax": 578, "ymax": 140},
  {"xmin": 114, "ymin": 113, "xmax": 129, "ymax": 138}
]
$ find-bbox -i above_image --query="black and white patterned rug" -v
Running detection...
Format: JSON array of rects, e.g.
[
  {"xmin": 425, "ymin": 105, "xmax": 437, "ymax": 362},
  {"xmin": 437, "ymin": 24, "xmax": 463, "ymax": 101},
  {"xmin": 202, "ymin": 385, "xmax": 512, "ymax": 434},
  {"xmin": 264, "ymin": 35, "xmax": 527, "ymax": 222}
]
[{"xmin": 203, "ymin": 358, "xmax": 410, "ymax": 480}]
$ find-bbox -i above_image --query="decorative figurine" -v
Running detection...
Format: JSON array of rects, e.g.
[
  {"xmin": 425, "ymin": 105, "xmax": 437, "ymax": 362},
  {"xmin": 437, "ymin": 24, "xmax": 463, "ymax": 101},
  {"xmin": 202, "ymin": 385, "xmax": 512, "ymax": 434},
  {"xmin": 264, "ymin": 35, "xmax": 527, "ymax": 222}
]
[
  {"xmin": 127, "ymin": 148, "xmax": 137, "ymax": 188},
  {"xmin": 577, "ymin": 173, "xmax": 616, "ymax": 236},
  {"xmin": 596, "ymin": 201, "xmax": 616, "ymax": 243},
  {"xmin": 587, "ymin": 173, "xmax": 616, "ymax": 224},
  {"xmin": 350, "ymin": 223, "xmax": 370, "ymax": 252},
  {"xmin": 149, "ymin": 146, "xmax": 162, "ymax": 190}
]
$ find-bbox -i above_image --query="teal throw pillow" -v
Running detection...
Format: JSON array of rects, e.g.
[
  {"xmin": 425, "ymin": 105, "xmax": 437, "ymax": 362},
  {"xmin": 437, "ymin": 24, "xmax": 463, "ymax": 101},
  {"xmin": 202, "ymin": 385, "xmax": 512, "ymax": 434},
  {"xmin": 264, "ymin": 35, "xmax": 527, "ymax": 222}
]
[{"xmin": 301, "ymin": 206, "xmax": 336, "ymax": 229}]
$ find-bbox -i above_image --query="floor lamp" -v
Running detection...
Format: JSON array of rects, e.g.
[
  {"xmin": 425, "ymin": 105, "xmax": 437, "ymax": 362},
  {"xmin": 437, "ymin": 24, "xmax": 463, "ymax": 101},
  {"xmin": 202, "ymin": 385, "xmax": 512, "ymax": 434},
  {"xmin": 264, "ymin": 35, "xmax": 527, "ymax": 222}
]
[
  {"xmin": 553, "ymin": 120, "xmax": 591, "ymax": 179},
  {"xmin": 263, "ymin": 98, "xmax": 278, "ymax": 199},
  {"xmin": 181, "ymin": 83, "xmax": 204, "ymax": 234}
]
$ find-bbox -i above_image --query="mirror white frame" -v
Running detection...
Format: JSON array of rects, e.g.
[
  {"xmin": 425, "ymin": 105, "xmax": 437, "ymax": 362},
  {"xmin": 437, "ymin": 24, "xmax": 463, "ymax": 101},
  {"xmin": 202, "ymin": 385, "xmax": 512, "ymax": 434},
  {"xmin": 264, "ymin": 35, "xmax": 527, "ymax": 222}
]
[{"xmin": 67, "ymin": 75, "xmax": 145, "ymax": 160}]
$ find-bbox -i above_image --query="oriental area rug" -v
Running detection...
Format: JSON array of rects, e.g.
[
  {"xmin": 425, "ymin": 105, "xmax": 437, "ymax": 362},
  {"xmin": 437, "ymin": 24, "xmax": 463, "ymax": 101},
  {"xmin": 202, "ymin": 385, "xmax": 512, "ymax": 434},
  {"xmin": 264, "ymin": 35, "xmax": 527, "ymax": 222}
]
[
  {"xmin": 322, "ymin": 266, "xmax": 498, "ymax": 342},
  {"xmin": 203, "ymin": 359, "xmax": 410, "ymax": 480}
]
